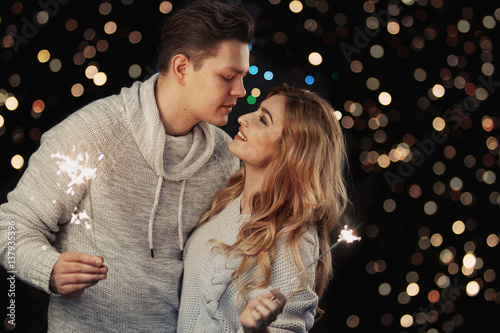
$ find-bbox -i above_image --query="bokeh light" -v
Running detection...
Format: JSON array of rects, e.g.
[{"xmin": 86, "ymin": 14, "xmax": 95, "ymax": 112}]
[{"xmin": 0, "ymin": 1, "xmax": 498, "ymax": 332}]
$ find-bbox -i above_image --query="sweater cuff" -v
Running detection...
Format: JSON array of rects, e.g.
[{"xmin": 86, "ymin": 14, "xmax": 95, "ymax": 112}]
[{"xmin": 25, "ymin": 247, "xmax": 61, "ymax": 294}]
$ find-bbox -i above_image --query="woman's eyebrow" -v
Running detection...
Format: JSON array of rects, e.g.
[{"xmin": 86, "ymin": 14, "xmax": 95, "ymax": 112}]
[{"xmin": 262, "ymin": 107, "xmax": 274, "ymax": 124}]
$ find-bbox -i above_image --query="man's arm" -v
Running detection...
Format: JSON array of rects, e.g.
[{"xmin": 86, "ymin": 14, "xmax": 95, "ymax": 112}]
[{"xmin": 0, "ymin": 115, "xmax": 107, "ymax": 295}]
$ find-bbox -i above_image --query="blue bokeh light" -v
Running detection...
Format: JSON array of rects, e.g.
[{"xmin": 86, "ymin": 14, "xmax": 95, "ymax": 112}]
[{"xmin": 305, "ymin": 75, "xmax": 315, "ymax": 85}]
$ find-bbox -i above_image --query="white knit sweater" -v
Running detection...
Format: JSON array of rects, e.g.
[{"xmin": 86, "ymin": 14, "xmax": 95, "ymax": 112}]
[
  {"xmin": 179, "ymin": 195, "xmax": 319, "ymax": 332},
  {"xmin": 0, "ymin": 74, "xmax": 240, "ymax": 332}
]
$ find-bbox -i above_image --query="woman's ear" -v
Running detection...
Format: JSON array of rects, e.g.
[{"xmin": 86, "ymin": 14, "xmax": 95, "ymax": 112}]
[{"xmin": 170, "ymin": 54, "xmax": 190, "ymax": 84}]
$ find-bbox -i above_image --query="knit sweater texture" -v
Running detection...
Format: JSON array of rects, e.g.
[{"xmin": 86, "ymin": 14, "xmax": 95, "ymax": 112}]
[
  {"xmin": 0, "ymin": 73, "xmax": 240, "ymax": 332},
  {"xmin": 178, "ymin": 195, "xmax": 319, "ymax": 332}
]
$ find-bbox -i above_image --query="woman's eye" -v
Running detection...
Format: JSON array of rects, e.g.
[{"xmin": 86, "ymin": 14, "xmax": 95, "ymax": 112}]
[
  {"xmin": 259, "ymin": 116, "xmax": 267, "ymax": 125},
  {"xmin": 221, "ymin": 75, "xmax": 232, "ymax": 81}
]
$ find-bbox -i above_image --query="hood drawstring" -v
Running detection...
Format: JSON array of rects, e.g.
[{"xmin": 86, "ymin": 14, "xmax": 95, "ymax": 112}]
[
  {"xmin": 177, "ymin": 179, "xmax": 186, "ymax": 259},
  {"xmin": 148, "ymin": 176, "xmax": 163, "ymax": 258},
  {"xmin": 148, "ymin": 177, "xmax": 187, "ymax": 259}
]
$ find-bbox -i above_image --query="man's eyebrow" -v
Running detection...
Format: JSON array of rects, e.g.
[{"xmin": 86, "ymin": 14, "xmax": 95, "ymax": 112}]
[{"xmin": 262, "ymin": 107, "xmax": 274, "ymax": 124}]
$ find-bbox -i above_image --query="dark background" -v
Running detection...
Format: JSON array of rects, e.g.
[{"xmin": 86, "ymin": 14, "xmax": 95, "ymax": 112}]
[{"xmin": 1, "ymin": 0, "xmax": 499, "ymax": 332}]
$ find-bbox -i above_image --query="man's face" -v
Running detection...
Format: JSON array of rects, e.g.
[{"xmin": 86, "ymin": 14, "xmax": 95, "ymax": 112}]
[{"xmin": 183, "ymin": 40, "xmax": 250, "ymax": 126}]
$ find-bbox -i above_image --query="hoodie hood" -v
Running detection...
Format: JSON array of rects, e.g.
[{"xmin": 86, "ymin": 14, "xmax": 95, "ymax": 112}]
[{"xmin": 122, "ymin": 73, "xmax": 216, "ymax": 181}]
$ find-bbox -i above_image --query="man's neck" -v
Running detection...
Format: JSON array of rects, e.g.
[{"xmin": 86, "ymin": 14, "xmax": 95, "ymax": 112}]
[{"xmin": 155, "ymin": 73, "xmax": 197, "ymax": 136}]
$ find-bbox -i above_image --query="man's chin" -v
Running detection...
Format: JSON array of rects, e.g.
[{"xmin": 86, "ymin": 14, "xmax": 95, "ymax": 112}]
[{"xmin": 208, "ymin": 116, "xmax": 229, "ymax": 127}]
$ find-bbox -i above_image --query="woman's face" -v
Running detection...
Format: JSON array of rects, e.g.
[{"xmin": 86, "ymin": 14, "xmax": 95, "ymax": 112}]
[{"xmin": 229, "ymin": 94, "xmax": 286, "ymax": 170}]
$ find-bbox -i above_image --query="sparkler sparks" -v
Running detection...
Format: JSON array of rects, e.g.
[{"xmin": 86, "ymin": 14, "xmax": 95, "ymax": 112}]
[
  {"xmin": 51, "ymin": 149, "xmax": 103, "ymax": 230},
  {"xmin": 51, "ymin": 151, "xmax": 97, "ymax": 195},
  {"xmin": 338, "ymin": 225, "xmax": 362, "ymax": 244},
  {"xmin": 70, "ymin": 206, "xmax": 92, "ymax": 229},
  {"xmin": 312, "ymin": 225, "xmax": 362, "ymax": 268}
]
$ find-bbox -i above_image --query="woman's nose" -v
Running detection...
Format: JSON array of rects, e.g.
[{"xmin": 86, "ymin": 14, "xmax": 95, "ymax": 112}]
[{"xmin": 238, "ymin": 113, "xmax": 250, "ymax": 126}]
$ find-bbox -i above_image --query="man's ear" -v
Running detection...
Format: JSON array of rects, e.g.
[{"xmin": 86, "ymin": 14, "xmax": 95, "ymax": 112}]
[{"xmin": 170, "ymin": 54, "xmax": 190, "ymax": 84}]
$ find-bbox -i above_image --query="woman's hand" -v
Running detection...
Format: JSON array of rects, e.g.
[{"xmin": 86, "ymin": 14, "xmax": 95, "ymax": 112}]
[{"xmin": 240, "ymin": 288, "xmax": 287, "ymax": 333}]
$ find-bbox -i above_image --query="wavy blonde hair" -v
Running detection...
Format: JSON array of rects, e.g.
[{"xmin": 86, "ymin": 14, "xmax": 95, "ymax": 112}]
[{"xmin": 198, "ymin": 84, "xmax": 348, "ymax": 312}]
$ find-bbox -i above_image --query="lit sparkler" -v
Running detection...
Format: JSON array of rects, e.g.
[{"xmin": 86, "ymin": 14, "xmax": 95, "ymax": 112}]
[
  {"xmin": 272, "ymin": 225, "xmax": 361, "ymax": 300},
  {"xmin": 313, "ymin": 225, "xmax": 362, "ymax": 265}
]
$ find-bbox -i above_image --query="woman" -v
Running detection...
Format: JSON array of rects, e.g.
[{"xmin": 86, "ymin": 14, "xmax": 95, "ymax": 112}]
[{"xmin": 178, "ymin": 84, "xmax": 349, "ymax": 332}]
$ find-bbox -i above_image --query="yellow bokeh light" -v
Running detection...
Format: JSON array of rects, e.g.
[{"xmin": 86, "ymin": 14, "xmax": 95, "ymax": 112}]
[
  {"xmin": 5, "ymin": 96, "xmax": 19, "ymax": 111},
  {"xmin": 104, "ymin": 21, "xmax": 117, "ymax": 34},
  {"xmin": 452, "ymin": 220, "xmax": 465, "ymax": 234},
  {"xmin": 466, "ymin": 281, "xmax": 480, "ymax": 297},
  {"xmin": 431, "ymin": 233, "xmax": 443, "ymax": 247},
  {"xmin": 439, "ymin": 249, "xmax": 454, "ymax": 264},
  {"xmin": 289, "ymin": 0, "xmax": 303, "ymax": 13},
  {"xmin": 93, "ymin": 72, "xmax": 107, "ymax": 86},
  {"xmin": 400, "ymin": 314, "xmax": 413, "ymax": 328},
  {"xmin": 85, "ymin": 65, "xmax": 99, "ymax": 79},
  {"xmin": 378, "ymin": 92, "xmax": 392, "ymax": 106},
  {"xmin": 432, "ymin": 117, "xmax": 445, "ymax": 131},
  {"xmin": 308, "ymin": 52, "xmax": 322, "ymax": 66},
  {"xmin": 159, "ymin": 1, "xmax": 173, "ymax": 14},
  {"xmin": 450, "ymin": 177, "xmax": 463, "ymax": 190},
  {"xmin": 251, "ymin": 88, "xmax": 261, "ymax": 98},
  {"xmin": 463, "ymin": 253, "xmax": 476, "ymax": 269},
  {"xmin": 483, "ymin": 171, "xmax": 496, "ymax": 184},
  {"xmin": 333, "ymin": 111, "xmax": 342, "ymax": 121},
  {"xmin": 435, "ymin": 273, "xmax": 450, "ymax": 288},
  {"xmin": 378, "ymin": 154, "xmax": 390, "ymax": 168},
  {"xmin": 38, "ymin": 49, "xmax": 50, "ymax": 63},
  {"xmin": 486, "ymin": 234, "xmax": 499, "ymax": 247},
  {"xmin": 457, "ymin": 19, "xmax": 470, "ymax": 33},
  {"xmin": 37, "ymin": 11, "xmax": 49, "ymax": 25},
  {"xmin": 348, "ymin": 102, "xmax": 363, "ymax": 116},
  {"xmin": 387, "ymin": 21, "xmax": 400, "ymax": 34},
  {"xmin": 71, "ymin": 83, "xmax": 84, "ymax": 97},
  {"xmin": 406, "ymin": 283, "xmax": 419, "ymax": 296},
  {"xmin": 11, "ymin": 155, "xmax": 24, "ymax": 169},
  {"xmin": 432, "ymin": 84, "xmax": 445, "ymax": 98},
  {"xmin": 0, "ymin": 115, "xmax": 4, "ymax": 127},
  {"xmin": 483, "ymin": 15, "xmax": 496, "ymax": 29}
]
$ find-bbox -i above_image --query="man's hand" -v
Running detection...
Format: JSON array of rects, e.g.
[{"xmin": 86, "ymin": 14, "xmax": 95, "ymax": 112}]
[
  {"xmin": 240, "ymin": 288, "xmax": 287, "ymax": 333},
  {"xmin": 50, "ymin": 252, "xmax": 108, "ymax": 298}
]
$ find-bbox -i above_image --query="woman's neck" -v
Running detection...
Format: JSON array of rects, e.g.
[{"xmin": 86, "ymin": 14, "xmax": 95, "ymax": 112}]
[{"xmin": 240, "ymin": 167, "xmax": 267, "ymax": 214}]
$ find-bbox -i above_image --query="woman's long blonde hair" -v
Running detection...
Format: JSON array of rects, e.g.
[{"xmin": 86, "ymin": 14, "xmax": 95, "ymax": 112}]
[{"xmin": 198, "ymin": 84, "xmax": 349, "ymax": 310}]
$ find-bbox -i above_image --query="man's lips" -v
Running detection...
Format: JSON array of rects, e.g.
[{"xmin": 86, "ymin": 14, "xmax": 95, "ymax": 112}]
[{"xmin": 221, "ymin": 103, "xmax": 236, "ymax": 112}]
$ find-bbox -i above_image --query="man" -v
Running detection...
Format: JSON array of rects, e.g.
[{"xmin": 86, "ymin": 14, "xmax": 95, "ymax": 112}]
[{"xmin": 0, "ymin": 0, "xmax": 254, "ymax": 331}]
